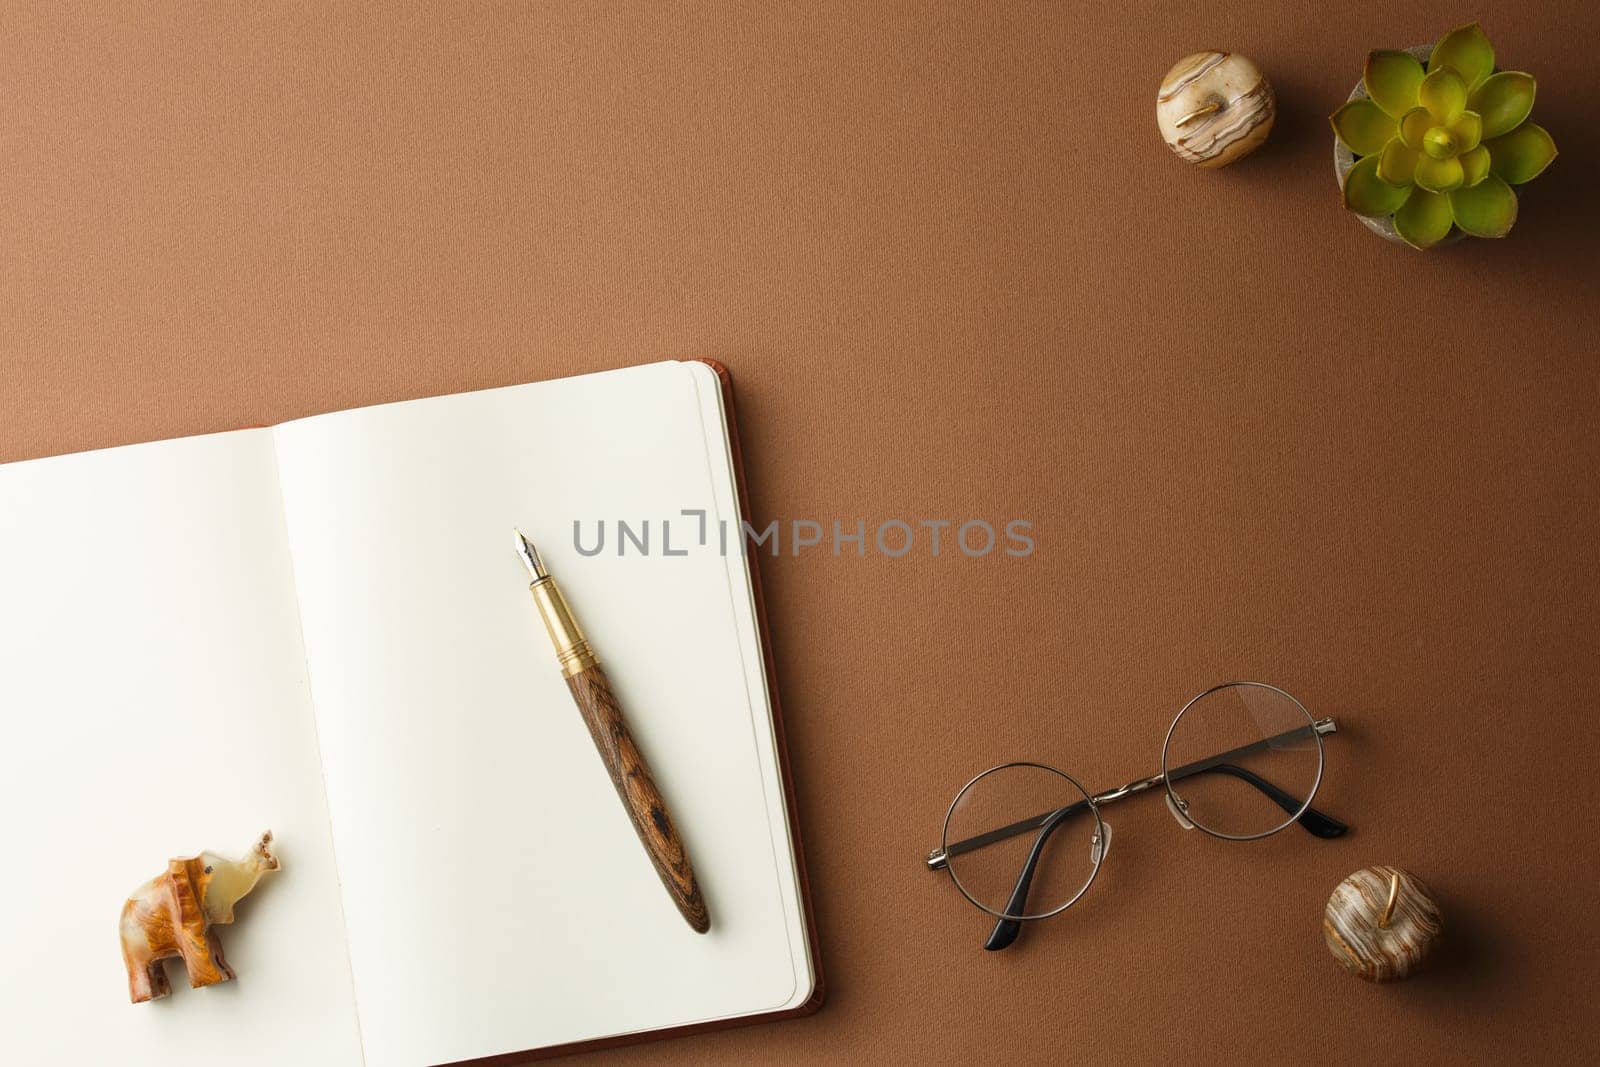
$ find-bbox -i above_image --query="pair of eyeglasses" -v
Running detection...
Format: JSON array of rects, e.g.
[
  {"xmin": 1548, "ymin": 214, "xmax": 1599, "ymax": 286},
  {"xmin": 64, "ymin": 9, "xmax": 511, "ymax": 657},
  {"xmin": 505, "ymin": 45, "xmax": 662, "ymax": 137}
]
[{"xmin": 925, "ymin": 681, "xmax": 1347, "ymax": 950}]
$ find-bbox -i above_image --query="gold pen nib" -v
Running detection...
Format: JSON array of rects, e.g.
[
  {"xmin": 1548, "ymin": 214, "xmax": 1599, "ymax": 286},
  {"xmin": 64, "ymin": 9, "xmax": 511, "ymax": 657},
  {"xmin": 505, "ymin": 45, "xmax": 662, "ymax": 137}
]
[{"xmin": 513, "ymin": 528, "xmax": 549, "ymax": 580}]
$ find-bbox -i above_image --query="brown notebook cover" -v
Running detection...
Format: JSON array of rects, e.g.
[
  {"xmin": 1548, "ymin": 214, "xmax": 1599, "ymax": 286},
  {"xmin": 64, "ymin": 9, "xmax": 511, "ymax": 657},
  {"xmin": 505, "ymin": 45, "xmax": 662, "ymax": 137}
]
[{"xmin": 449, "ymin": 360, "xmax": 824, "ymax": 1065}]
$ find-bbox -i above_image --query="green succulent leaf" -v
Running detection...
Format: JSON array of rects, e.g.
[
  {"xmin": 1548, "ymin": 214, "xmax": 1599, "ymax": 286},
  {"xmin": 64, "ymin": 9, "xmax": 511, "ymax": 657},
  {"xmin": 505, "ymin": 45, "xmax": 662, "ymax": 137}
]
[
  {"xmin": 1331, "ymin": 99, "xmax": 1399, "ymax": 156},
  {"xmin": 1394, "ymin": 188, "xmax": 1455, "ymax": 249},
  {"xmin": 1418, "ymin": 68, "xmax": 1467, "ymax": 123},
  {"xmin": 1343, "ymin": 153, "xmax": 1413, "ymax": 218},
  {"xmin": 1459, "ymin": 144, "xmax": 1492, "ymax": 187},
  {"xmin": 1415, "ymin": 155, "xmax": 1465, "ymax": 192},
  {"xmin": 1365, "ymin": 50, "xmax": 1426, "ymax": 118},
  {"xmin": 1428, "ymin": 22, "xmax": 1495, "ymax": 91},
  {"xmin": 1399, "ymin": 107, "xmax": 1433, "ymax": 150},
  {"xmin": 1451, "ymin": 111, "xmax": 1483, "ymax": 154},
  {"xmin": 1377, "ymin": 138, "xmax": 1421, "ymax": 186},
  {"xmin": 1450, "ymin": 173, "xmax": 1518, "ymax": 237},
  {"xmin": 1487, "ymin": 123, "xmax": 1558, "ymax": 184},
  {"xmin": 1470, "ymin": 72, "xmax": 1536, "ymax": 139}
]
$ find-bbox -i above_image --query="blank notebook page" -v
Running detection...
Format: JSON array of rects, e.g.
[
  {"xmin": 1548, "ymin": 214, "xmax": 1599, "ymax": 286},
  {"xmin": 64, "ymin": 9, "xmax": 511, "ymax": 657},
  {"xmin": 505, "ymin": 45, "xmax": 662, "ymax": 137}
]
[
  {"xmin": 273, "ymin": 361, "xmax": 810, "ymax": 1066},
  {"xmin": 0, "ymin": 431, "xmax": 363, "ymax": 1067}
]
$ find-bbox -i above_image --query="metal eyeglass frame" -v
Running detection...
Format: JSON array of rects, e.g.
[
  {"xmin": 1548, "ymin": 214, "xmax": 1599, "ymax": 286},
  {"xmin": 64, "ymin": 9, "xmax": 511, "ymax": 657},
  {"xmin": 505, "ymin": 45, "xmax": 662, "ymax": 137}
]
[{"xmin": 925, "ymin": 681, "xmax": 1347, "ymax": 951}]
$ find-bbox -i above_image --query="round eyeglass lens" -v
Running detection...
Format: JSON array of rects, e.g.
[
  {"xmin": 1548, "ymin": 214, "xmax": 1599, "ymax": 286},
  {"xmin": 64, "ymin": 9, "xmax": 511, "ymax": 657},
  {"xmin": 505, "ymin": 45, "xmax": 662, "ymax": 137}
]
[
  {"xmin": 1161, "ymin": 682, "xmax": 1324, "ymax": 839},
  {"xmin": 942, "ymin": 763, "xmax": 1107, "ymax": 921}
]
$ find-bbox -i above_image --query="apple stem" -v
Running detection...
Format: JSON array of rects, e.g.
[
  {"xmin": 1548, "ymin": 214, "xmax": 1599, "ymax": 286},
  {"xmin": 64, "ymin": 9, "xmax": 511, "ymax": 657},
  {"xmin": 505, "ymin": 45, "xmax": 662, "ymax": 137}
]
[
  {"xmin": 1378, "ymin": 872, "xmax": 1400, "ymax": 929},
  {"xmin": 1173, "ymin": 100, "xmax": 1223, "ymax": 128}
]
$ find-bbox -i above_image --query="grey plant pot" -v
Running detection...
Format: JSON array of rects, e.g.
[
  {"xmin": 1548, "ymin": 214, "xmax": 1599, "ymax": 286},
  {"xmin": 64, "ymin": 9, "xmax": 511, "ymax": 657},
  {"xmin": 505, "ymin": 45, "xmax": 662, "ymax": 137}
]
[{"xmin": 1333, "ymin": 42, "xmax": 1464, "ymax": 247}]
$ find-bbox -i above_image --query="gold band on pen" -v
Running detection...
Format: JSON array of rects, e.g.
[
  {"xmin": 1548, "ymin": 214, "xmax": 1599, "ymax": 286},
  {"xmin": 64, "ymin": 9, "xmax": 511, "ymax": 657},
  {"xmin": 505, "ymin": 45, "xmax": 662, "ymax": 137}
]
[{"xmin": 528, "ymin": 577, "xmax": 600, "ymax": 677}]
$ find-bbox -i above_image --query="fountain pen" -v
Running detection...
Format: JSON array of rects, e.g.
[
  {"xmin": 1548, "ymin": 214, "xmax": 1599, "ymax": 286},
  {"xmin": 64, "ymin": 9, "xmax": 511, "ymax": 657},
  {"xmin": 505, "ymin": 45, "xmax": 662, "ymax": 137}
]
[{"xmin": 513, "ymin": 530, "xmax": 711, "ymax": 933}]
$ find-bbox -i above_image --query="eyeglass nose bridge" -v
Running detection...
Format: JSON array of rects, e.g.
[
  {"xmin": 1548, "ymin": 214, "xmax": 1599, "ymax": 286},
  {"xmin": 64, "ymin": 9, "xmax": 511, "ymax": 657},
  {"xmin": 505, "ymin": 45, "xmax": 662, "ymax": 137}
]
[
  {"xmin": 1165, "ymin": 792, "xmax": 1195, "ymax": 830},
  {"xmin": 1091, "ymin": 821, "xmax": 1113, "ymax": 863}
]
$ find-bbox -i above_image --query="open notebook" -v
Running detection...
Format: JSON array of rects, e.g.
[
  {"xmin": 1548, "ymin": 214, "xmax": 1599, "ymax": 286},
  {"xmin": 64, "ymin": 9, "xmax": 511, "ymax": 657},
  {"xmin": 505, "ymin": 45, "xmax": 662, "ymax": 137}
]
[{"xmin": 0, "ymin": 360, "xmax": 819, "ymax": 1066}]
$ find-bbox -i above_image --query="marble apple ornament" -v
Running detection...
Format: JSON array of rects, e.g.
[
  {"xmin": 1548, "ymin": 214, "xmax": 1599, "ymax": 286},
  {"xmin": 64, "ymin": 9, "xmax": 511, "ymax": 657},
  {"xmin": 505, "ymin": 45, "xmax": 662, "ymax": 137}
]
[
  {"xmin": 1156, "ymin": 51, "xmax": 1276, "ymax": 167},
  {"xmin": 1324, "ymin": 865, "xmax": 1442, "ymax": 982},
  {"xmin": 119, "ymin": 831, "xmax": 281, "ymax": 1003}
]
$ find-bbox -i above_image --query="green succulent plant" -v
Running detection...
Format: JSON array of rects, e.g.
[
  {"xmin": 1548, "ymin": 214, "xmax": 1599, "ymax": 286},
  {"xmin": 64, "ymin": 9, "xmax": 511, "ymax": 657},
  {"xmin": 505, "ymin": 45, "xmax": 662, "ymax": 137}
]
[{"xmin": 1330, "ymin": 23, "xmax": 1557, "ymax": 249}]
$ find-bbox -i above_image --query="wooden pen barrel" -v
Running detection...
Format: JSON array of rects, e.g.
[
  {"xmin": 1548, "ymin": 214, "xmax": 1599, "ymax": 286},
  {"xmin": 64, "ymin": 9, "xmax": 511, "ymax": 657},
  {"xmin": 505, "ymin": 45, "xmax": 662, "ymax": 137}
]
[{"xmin": 565, "ymin": 665, "xmax": 711, "ymax": 933}]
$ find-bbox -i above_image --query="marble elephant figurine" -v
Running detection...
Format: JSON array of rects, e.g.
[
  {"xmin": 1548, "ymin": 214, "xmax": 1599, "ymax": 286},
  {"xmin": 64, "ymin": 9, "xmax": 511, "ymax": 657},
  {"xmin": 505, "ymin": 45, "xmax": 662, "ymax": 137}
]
[{"xmin": 119, "ymin": 831, "xmax": 280, "ymax": 1003}]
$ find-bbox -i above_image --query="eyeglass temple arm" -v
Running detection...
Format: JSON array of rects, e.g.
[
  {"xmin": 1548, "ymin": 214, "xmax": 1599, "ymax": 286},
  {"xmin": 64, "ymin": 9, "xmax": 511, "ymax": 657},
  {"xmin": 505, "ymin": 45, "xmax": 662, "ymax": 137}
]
[
  {"xmin": 1159, "ymin": 716, "xmax": 1340, "ymax": 794},
  {"xmin": 927, "ymin": 717, "xmax": 1340, "ymax": 869},
  {"xmin": 980, "ymin": 756, "xmax": 1346, "ymax": 951},
  {"xmin": 981, "ymin": 803, "xmax": 1090, "ymax": 951},
  {"xmin": 1196, "ymin": 763, "xmax": 1347, "ymax": 838}
]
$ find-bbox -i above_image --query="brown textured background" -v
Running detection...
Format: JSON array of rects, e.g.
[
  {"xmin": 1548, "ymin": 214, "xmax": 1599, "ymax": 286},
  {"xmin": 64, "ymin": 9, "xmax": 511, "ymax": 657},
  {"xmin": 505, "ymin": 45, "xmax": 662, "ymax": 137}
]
[{"xmin": 4, "ymin": 2, "xmax": 1597, "ymax": 1062}]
